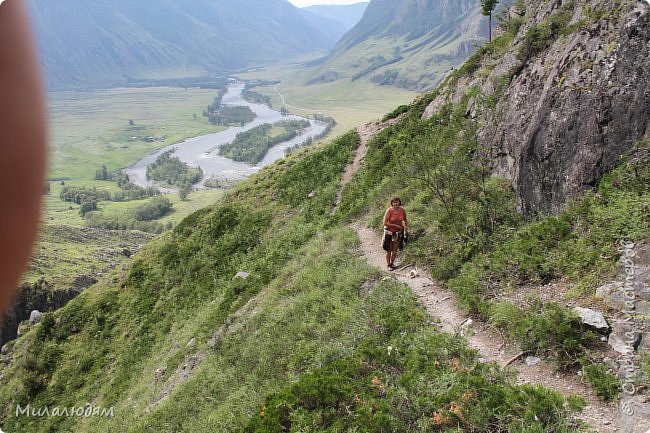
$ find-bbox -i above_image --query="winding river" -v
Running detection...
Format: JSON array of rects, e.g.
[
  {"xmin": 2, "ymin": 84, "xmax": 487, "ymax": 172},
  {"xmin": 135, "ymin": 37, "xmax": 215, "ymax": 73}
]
[{"xmin": 125, "ymin": 83, "xmax": 327, "ymax": 189}]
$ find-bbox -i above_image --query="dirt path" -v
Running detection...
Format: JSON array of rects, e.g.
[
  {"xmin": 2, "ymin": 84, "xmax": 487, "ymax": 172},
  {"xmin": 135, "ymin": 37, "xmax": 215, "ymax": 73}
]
[
  {"xmin": 344, "ymin": 121, "xmax": 620, "ymax": 433},
  {"xmin": 332, "ymin": 117, "xmax": 402, "ymax": 210}
]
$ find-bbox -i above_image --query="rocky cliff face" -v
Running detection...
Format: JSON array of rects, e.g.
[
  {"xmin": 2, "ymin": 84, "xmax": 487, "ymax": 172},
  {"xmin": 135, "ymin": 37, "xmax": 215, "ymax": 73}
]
[{"xmin": 423, "ymin": 0, "xmax": 650, "ymax": 215}]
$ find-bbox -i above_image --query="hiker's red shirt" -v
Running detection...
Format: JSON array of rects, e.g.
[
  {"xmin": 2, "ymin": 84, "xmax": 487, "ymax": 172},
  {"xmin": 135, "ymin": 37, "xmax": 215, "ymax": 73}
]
[{"xmin": 385, "ymin": 207, "xmax": 406, "ymax": 233}]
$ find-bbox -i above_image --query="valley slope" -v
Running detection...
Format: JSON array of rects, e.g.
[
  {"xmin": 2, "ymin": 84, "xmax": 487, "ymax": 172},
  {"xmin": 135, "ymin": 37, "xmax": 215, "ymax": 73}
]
[{"xmin": 310, "ymin": 0, "xmax": 490, "ymax": 90}]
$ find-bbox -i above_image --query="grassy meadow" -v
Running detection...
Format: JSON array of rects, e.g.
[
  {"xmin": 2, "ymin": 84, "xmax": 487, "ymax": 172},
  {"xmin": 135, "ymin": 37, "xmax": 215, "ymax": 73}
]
[
  {"xmin": 238, "ymin": 62, "xmax": 417, "ymax": 135},
  {"xmin": 47, "ymin": 87, "xmax": 225, "ymax": 180},
  {"xmin": 42, "ymin": 181, "xmax": 225, "ymax": 229}
]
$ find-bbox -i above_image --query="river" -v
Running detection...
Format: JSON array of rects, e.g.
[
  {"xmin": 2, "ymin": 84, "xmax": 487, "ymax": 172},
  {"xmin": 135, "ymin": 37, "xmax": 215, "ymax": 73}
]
[{"xmin": 125, "ymin": 83, "xmax": 327, "ymax": 189}]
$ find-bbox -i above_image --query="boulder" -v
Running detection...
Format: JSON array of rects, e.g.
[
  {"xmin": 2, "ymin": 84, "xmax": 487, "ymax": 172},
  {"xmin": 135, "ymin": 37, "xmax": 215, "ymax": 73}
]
[
  {"xmin": 71, "ymin": 274, "xmax": 98, "ymax": 291},
  {"xmin": 573, "ymin": 307, "xmax": 609, "ymax": 331},
  {"xmin": 525, "ymin": 356, "xmax": 541, "ymax": 366},
  {"xmin": 602, "ymin": 356, "xmax": 619, "ymax": 371},
  {"xmin": 28, "ymin": 310, "xmax": 42, "ymax": 327},
  {"xmin": 154, "ymin": 367, "xmax": 166, "ymax": 380},
  {"xmin": 233, "ymin": 272, "xmax": 250, "ymax": 280}
]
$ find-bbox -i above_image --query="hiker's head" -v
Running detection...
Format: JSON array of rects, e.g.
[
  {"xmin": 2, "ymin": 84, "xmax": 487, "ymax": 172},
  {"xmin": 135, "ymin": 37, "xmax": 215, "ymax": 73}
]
[{"xmin": 390, "ymin": 197, "xmax": 401, "ymax": 207}]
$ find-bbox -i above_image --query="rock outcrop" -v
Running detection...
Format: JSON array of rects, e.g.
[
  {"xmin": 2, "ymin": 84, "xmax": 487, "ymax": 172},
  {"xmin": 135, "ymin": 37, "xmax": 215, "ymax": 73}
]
[
  {"xmin": 0, "ymin": 279, "xmax": 79, "ymax": 346},
  {"xmin": 423, "ymin": 0, "xmax": 650, "ymax": 216}
]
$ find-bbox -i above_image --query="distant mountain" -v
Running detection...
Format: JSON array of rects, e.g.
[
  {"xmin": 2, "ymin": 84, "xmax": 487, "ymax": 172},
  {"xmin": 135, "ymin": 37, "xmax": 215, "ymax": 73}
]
[
  {"xmin": 26, "ymin": 0, "xmax": 336, "ymax": 90},
  {"xmin": 309, "ymin": 0, "xmax": 491, "ymax": 90},
  {"xmin": 299, "ymin": 3, "xmax": 369, "ymax": 42}
]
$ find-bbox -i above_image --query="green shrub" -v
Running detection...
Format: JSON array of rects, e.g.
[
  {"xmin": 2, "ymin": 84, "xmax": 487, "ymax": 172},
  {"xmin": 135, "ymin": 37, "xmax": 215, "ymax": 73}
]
[
  {"xmin": 512, "ymin": 302, "xmax": 595, "ymax": 369},
  {"xmin": 518, "ymin": 5, "xmax": 574, "ymax": 62},
  {"xmin": 382, "ymin": 104, "xmax": 409, "ymax": 122},
  {"xmin": 241, "ymin": 328, "xmax": 584, "ymax": 433},
  {"xmin": 132, "ymin": 196, "xmax": 172, "ymax": 221},
  {"xmin": 582, "ymin": 363, "xmax": 621, "ymax": 401}
]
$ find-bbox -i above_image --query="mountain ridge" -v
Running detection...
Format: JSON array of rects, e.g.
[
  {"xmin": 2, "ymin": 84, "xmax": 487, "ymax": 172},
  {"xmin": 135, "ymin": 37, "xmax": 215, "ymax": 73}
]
[
  {"xmin": 308, "ymin": 0, "xmax": 490, "ymax": 90},
  {"xmin": 27, "ymin": 0, "xmax": 335, "ymax": 90}
]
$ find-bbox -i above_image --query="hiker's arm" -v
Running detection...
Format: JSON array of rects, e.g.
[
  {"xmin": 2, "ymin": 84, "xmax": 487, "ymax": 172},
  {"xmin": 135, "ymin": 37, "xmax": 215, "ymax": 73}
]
[
  {"xmin": 403, "ymin": 210, "xmax": 409, "ymax": 233},
  {"xmin": 0, "ymin": 0, "xmax": 47, "ymax": 312}
]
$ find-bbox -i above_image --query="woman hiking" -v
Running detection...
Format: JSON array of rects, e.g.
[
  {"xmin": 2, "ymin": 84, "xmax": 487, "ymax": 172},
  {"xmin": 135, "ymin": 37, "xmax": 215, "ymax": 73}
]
[{"xmin": 383, "ymin": 197, "xmax": 408, "ymax": 271}]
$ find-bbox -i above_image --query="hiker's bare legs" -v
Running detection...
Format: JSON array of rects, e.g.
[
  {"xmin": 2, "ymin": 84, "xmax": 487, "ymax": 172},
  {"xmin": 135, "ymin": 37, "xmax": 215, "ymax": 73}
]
[
  {"xmin": 385, "ymin": 236, "xmax": 400, "ymax": 268},
  {"xmin": 0, "ymin": 1, "xmax": 47, "ymax": 312}
]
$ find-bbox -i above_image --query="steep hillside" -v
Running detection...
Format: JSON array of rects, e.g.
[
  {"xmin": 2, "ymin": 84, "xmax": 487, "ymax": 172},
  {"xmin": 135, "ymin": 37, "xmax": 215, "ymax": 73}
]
[
  {"xmin": 422, "ymin": 0, "xmax": 650, "ymax": 215},
  {"xmin": 1, "ymin": 0, "xmax": 649, "ymax": 432},
  {"xmin": 0, "ymin": 134, "xmax": 586, "ymax": 433},
  {"xmin": 309, "ymin": 0, "xmax": 489, "ymax": 90},
  {"xmin": 26, "ymin": 0, "xmax": 334, "ymax": 90}
]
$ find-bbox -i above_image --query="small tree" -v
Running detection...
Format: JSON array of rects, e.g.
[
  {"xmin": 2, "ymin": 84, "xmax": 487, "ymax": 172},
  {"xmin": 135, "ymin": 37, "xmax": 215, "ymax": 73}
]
[
  {"xmin": 481, "ymin": 0, "xmax": 499, "ymax": 42},
  {"xmin": 79, "ymin": 198, "xmax": 97, "ymax": 216},
  {"xmin": 179, "ymin": 183, "xmax": 191, "ymax": 201},
  {"xmin": 96, "ymin": 164, "xmax": 109, "ymax": 180}
]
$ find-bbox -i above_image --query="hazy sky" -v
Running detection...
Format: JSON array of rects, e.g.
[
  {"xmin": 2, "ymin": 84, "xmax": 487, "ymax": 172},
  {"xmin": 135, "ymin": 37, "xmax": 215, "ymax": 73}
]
[{"xmin": 288, "ymin": 0, "xmax": 366, "ymax": 7}]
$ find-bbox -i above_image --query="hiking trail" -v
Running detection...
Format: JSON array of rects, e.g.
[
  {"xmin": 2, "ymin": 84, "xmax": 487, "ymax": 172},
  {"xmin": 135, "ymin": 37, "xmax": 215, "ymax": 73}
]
[{"xmin": 340, "ymin": 120, "xmax": 619, "ymax": 433}]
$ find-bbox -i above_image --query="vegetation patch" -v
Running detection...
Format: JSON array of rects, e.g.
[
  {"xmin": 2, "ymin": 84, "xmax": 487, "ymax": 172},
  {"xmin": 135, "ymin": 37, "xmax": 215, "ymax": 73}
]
[
  {"xmin": 219, "ymin": 120, "xmax": 310, "ymax": 164},
  {"xmin": 203, "ymin": 89, "xmax": 256, "ymax": 126},
  {"xmin": 518, "ymin": 3, "xmax": 583, "ymax": 63},
  {"xmin": 284, "ymin": 114, "xmax": 337, "ymax": 156},
  {"xmin": 582, "ymin": 362, "xmax": 622, "ymax": 401},
  {"xmin": 146, "ymin": 150, "xmax": 203, "ymax": 187},
  {"xmin": 241, "ymin": 324, "xmax": 584, "ymax": 433},
  {"xmin": 242, "ymin": 89, "xmax": 272, "ymax": 107},
  {"xmin": 208, "ymin": 105, "xmax": 256, "ymax": 126}
]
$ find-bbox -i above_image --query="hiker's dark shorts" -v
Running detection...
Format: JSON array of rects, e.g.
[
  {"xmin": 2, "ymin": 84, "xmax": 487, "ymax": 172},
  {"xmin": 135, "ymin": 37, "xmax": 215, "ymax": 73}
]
[{"xmin": 382, "ymin": 230, "xmax": 403, "ymax": 252}]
